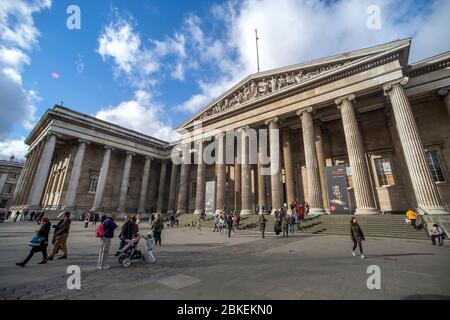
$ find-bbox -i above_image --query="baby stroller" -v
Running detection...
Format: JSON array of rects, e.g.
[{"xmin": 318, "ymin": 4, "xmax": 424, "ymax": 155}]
[{"xmin": 118, "ymin": 234, "xmax": 148, "ymax": 267}]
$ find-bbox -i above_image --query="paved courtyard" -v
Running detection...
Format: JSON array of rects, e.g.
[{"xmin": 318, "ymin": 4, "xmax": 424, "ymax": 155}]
[{"xmin": 0, "ymin": 221, "xmax": 449, "ymax": 300}]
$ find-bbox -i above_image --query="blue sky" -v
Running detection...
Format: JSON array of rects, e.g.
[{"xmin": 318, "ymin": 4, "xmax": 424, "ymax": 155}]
[{"xmin": 1, "ymin": 0, "xmax": 449, "ymax": 160}]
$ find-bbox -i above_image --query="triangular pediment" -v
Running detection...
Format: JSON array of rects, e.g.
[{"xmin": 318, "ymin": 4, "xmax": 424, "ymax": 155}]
[{"xmin": 177, "ymin": 38, "xmax": 411, "ymax": 130}]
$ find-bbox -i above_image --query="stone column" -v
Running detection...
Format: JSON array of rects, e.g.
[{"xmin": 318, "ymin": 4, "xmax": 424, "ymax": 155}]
[
  {"xmin": 336, "ymin": 94, "xmax": 377, "ymax": 214},
  {"xmin": 167, "ymin": 162, "xmax": 179, "ymax": 214},
  {"xmin": 297, "ymin": 108, "xmax": 326, "ymax": 214},
  {"xmin": 17, "ymin": 143, "xmax": 42, "ymax": 206},
  {"xmin": 257, "ymin": 144, "xmax": 266, "ymax": 214},
  {"xmin": 282, "ymin": 132, "xmax": 295, "ymax": 212},
  {"xmin": 138, "ymin": 156, "xmax": 152, "ymax": 213},
  {"xmin": 156, "ymin": 161, "xmax": 168, "ymax": 213},
  {"xmin": 177, "ymin": 162, "xmax": 191, "ymax": 214},
  {"xmin": 117, "ymin": 151, "xmax": 134, "ymax": 212},
  {"xmin": 194, "ymin": 140, "xmax": 206, "ymax": 215},
  {"xmin": 314, "ymin": 122, "xmax": 329, "ymax": 210},
  {"xmin": 265, "ymin": 117, "xmax": 281, "ymax": 213},
  {"xmin": 234, "ymin": 153, "xmax": 241, "ymax": 211},
  {"xmin": 92, "ymin": 146, "xmax": 113, "ymax": 211},
  {"xmin": 215, "ymin": 133, "xmax": 226, "ymax": 214},
  {"xmin": 26, "ymin": 133, "xmax": 57, "ymax": 210},
  {"xmin": 240, "ymin": 127, "xmax": 253, "ymax": 215},
  {"xmin": 12, "ymin": 151, "xmax": 32, "ymax": 206},
  {"xmin": 384, "ymin": 78, "xmax": 448, "ymax": 215},
  {"xmin": 63, "ymin": 139, "xmax": 89, "ymax": 210},
  {"xmin": 438, "ymin": 88, "xmax": 450, "ymax": 116}
]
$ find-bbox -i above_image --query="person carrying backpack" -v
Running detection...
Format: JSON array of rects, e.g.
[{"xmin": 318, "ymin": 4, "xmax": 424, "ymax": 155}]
[{"xmin": 96, "ymin": 214, "xmax": 117, "ymax": 269}]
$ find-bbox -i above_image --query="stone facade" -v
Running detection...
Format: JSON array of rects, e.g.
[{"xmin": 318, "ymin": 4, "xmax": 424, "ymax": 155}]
[
  {"xmin": 10, "ymin": 39, "xmax": 450, "ymax": 218},
  {"xmin": 0, "ymin": 158, "xmax": 23, "ymax": 210}
]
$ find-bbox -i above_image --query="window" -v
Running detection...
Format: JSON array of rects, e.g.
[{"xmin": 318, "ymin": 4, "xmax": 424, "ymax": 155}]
[
  {"xmin": 0, "ymin": 199, "xmax": 7, "ymax": 208},
  {"xmin": 3, "ymin": 183, "xmax": 13, "ymax": 195},
  {"xmin": 192, "ymin": 182, "xmax": 197, "ymax": 199},
  {"xmin": 88, "ymin": 175, "xmax": 98, "ymax": 193},
  {"xmin": 426, "ymin": 150, "xmax": 446, "ymax": 183},
  {"xmin": 374, "ymin": 157, "xmax": 395, "ymax": 186}
]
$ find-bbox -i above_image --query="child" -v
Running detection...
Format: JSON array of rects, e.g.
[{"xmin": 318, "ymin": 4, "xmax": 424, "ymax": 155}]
[
  {"xmin": 142, "ymin": 232, "xmax": 156, "ymax": 263},
  {"xmin": 119, "ymin": 232, "xmax": 141, "ymax": 253}
]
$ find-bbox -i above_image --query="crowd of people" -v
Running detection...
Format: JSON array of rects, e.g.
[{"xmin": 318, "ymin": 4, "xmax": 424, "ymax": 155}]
[
  {"xmin": 3, "ymin": 205, "xmax": 446, "ymax": 268},
  {"xmin": 13, "ymin": 211, "xmax": 166, "ymax": 269}
]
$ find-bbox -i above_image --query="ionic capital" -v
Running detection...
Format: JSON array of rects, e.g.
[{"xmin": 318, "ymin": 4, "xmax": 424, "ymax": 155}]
[
  {"xmin": 144, "ymin": 156, "xmax": 153, "ymax": 161},
  {"xmin": 438, "ymin": 87, "xmax": 450, "ymax": 97},
  {"xmin": 46, "ymin": 131, "xmax": 62, "ymax": 139},
  {"xmin": 296, "ymin": 106, "xmax": 314, "ymax": 117},
  {"xmin": 104, "ymin": 145, "xmax": 115, "ymax": 151},
  {"xmin": 383, "ymin": 77, "xmax": 409, "ymax": 96},
  {"xmin": 126, "ymin": 151, "xmax": 136, "ymax": 157},
  {"xmin": 264, "ymin": 117, "xmax": 279, "ymax": 125},
  {"xmin": 78, "ymin": 138, "xmax": 91, "ymax": 145},
  {"xmin": 335, "ymin": 94, "xmax": 355, "ymax": 108}
]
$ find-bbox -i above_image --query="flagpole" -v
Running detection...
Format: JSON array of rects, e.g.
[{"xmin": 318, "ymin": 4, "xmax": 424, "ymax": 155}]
[{"xmin": 255, "ymin": 29, "xmax": 260, "ymax": 73}]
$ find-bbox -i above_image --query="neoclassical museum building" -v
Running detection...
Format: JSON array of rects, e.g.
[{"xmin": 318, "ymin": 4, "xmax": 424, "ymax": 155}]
[{"xmin": 9, "ymin": 39, "xmax": 450, "ymax": 218}]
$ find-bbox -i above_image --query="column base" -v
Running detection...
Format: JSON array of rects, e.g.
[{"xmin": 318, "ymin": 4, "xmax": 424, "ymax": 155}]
[
  {"xmin": 215, "ymin": 210, "xmax": 223, "ymax": 215},
  {"xmin": 176, "ymin": 209, "xmax": 187, "ymax": 215},
  {"xmin": 193, "ymin": 210, "xmax": 203, "ymax": 215},
  {"xmin": 166, "ymin": 210, "xmax": 175, "ymax": 215},
  {"xmin": 116, "ymin": 208, "xmax": 126, "ymax": 213},
  {"xmin": 309, "ymin": 208, "xmax": 327, "ymax": 215},
  {"xmin": 156, "ymin": 210, "xmax": 164, "ymax": 214},
  {"xmin": 418, "ymin": 206, "xmax": 449, "ymax": 215},
  {"xmin": 270, "ymin": 209, "xmax": 281, "ymax": 215},
  {"xmin": 240, "ymin": 209, "xmax": 253, "ymax": 215},
  {"xmin": 354, "ymin": 207, "xmax": 379, "ymax": 215}
]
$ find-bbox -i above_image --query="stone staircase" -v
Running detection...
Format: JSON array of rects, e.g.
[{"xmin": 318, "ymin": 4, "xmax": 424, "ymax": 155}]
[{"xmin": 176, "ymin": 213, "xmax": 430, "ymax": 240}]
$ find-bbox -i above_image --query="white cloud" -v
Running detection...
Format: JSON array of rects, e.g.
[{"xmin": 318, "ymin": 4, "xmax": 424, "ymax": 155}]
[
  {"xmin": 95, "ymin": 90, "xmax": 179, "ymax": 142},
  {"xmin": 0, "ymin": 0, "xmax": 50, "ymax": 140},
  {"xmin": 98, "ymin": 18, "xmax": 142, "ymax": 74},
  {"xmin": 175, "ymin": 0, "xmax": 450, "ymax": 114},
  {"xmin": 0, "ymin": 137, "xmax": 28, "ymax": 161}
]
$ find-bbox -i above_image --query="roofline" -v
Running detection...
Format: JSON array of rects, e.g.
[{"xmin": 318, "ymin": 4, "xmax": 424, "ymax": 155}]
[
  {"xmin": 25, "ymin": 105, "xmax": 171, "ymax": 147},
  {"xmin": 175, "ymin": 38, "xmax": 411, "ymax": 130}
]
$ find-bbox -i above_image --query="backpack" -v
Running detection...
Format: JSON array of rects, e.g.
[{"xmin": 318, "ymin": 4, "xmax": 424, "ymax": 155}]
[{"xmin": 96, "ymin": 223, "xmax": 105, "ymax": 238}]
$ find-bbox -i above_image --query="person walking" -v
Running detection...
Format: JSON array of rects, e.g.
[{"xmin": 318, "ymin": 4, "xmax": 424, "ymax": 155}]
[
  {"xmin": 152, "ymin": 213, "xmax": 164, "ymax": 246},
  {"xmin": 289, "ymin": 214, "xmax": 295, "ymax": 235},
  {"xmin": 274, "ymin": 211, "xmax": 282, "ymax": 238},
  {"xmin": 16, "ymin": 217, "xmax": 52, "ymax": 267},
  {"xmin": 213, "ymin": 215, "xmax": 219, "ymax": 232},
  {"xmin": 47, "ymin": 212, "xmax": 71, "ymax": 260},
  {"xmin": 92, "ymin": 212, "xmax": 100, "ymax": 226},
  {"xmin": 259, "ymin": 214, "xmax": 267, "ymax": 239},
  {"xmin": 13, "ymin": 211, "xmax": 20, "ymax": 222},
  {"xmin": 282, "ymin": 215, "xmax": 289, "ymax": 238},
  {"xmin": 406, "ymin": 209, "xmax": 418, "ymax": 230},
  {"xmin": 37, "ymin": 211, "xmax": 45, "ymax": 224},
  {"xmin": 29, "ymin": 211, "xmax": 36, "ymax": 222},
  {"xmin": 84, "ymin": 211, "xmax": 90, "ymax": 228},
  {"xmin": 431, "ymin": 224, "xmax": 445, "ymax": 247},
  {"xmin": 226, "ymin": 214, "xmax": 234, "ymax": 238},
  {"xmin": 350, "ymin": 217, "xmax": 365, "ymax": 259},
  {"xmin": 97, "ymin": 214, "xmax": 117, "ymax": 270}
]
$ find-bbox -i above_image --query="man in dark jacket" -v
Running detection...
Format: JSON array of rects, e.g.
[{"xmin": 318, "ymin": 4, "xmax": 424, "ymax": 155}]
[
  {"xmin": 259, "ymin": 215, "xmax": 267, "ymax": 239},
  {"xmin": 47, "ymin": 212, "xmax": 71, "ymax": 260},
  {"xmin": 16, "ymin": 217, "xmax": 52, "ymax": 267},
  {"xmin": 226, "ymin": 214, "xmax": 234, "ymax": 238},
  {"xmin": 115, "ymin": 214, "xmax": 133, "ymax": 255},
  {"xmin": 152, "ymin": 214, "xmax": 164, "ymax": 245},
  {"xmin": 97, "ymin": 214, "xmax": 117, "ymax": 269},
  {"xmin": 350, "ymin": 217, "xmax": 365, "ymax": 259}
]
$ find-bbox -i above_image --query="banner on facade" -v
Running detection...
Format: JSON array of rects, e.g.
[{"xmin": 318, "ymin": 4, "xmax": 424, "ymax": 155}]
[{"xmin": 325, "ymin": 165, "xmax": 352, "ymax": 214}]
